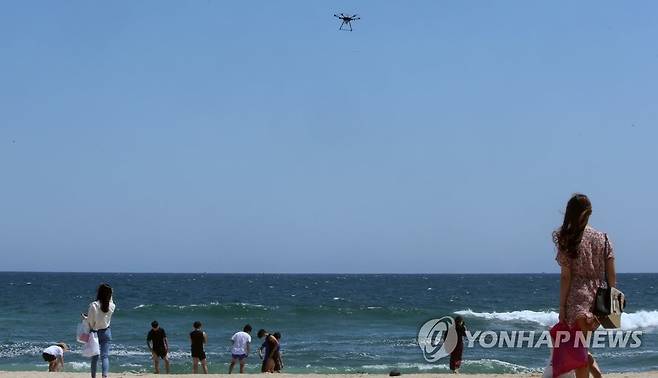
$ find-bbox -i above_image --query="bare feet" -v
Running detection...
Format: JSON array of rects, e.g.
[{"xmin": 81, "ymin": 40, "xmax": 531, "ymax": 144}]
[{"xmin": 588, "ymin": 353, "xmax": 602, "ymax": 378}]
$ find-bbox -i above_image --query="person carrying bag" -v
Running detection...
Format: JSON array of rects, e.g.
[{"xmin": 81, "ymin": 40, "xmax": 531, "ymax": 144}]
[{"xmin": 593, "ymin": 234, "xmax": 626, "ymax": 329}]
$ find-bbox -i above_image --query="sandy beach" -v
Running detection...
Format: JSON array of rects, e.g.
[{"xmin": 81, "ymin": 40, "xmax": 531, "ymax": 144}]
[{"xmin": 2, "ymin": 373, "xmax": 658, "ymax": 378}]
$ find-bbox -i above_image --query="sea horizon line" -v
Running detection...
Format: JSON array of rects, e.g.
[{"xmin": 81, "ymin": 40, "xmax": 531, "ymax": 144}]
[{"xmin": 0, "ymin": 271, "xmax": 656, "ymax": 275}]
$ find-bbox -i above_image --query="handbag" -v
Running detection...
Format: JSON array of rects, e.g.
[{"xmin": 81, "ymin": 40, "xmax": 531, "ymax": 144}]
[
  {"xmin": 76, "ymin": 319, "xmax": 90, "ymax": 344},
  {"xmin": 593, "ymin": 234, "xmax": 625, "ymax": 328},
  {"xmin": 82, "ymin": 331, "xmax": 100, "ymax": 357}
]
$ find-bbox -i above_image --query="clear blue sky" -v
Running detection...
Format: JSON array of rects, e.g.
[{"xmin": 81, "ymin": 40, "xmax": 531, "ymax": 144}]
[{"xmin": 1, "ymin": 1, "xmax": 656, "ymax": 273}]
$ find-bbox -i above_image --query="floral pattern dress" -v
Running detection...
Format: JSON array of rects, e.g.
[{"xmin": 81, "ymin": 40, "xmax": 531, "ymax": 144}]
[{"xmin": 555, "ymin": 225, "xmax": 615, "ymax": 326}]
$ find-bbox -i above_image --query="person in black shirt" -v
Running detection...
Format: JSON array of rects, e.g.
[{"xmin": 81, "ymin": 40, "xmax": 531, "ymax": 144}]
[
  {"xmin": 147, "ymin": 320, "xmax": 170, "ymax": 374},
  {"xmin": 190, "ymin": 320, "xmax": 208, "ymax": 374}
]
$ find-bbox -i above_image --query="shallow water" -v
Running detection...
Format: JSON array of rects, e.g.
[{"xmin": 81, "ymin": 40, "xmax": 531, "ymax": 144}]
[{"xmin": 0, "ymin": 273, "xmax": 656, "ymax": 374}]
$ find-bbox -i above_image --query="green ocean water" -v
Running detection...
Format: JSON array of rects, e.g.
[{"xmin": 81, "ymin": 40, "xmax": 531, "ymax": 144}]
[{"xmin": 0, "ymin": 273, "xmax": 656, "ymax": 374}]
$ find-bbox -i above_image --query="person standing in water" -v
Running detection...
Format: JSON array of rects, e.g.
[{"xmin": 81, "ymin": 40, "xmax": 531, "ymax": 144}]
[
  {"xmin": 190, "ymin": 321, "xmax": 208, "ymax": 374},
  {"xmin": 554, "ymin": 193, "xmax": 617, "ymax": 378},
  {"xmin": 147, "ymin": 320, "xmax": 170, "ymax": 374},
  {"xmin": 449, "ymin": 316, "xmax": 467, "ymax": 373},
  {"xmin": 257, "ymin": 329, "xmax": 278, "ymax": 373},
  {"xmin": 87, "ymin": 283, "xmax": 115, "ymax": 378},
  {"xmin": 229, "ymin": 324, "xmax": 252, "ymax": 374},
  {"xmin": 272, "ymin": 332, "xmax": 283, "ymax": 373}
]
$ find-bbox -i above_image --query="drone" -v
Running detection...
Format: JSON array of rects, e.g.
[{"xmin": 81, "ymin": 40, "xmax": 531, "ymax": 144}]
[{"xmin": 334, "ymin": 13, "xmax": 360, "ymax": 31}]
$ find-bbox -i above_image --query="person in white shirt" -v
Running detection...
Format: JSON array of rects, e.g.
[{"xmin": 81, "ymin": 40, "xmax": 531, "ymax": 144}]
[
  {"xmin": 229, "ymin": 324, "xmax": 252, "ymax": 374},
  {"xmin": 86, "ymin": 283, "xmax": 115, "ymax": 378},
  {"xmin": 42, "ymin": 343, "xmax": 68, "ymax": 372}
]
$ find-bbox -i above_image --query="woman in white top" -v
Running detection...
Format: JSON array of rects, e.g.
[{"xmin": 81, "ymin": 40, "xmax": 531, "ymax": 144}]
[{"xmin": 87, "ymin": 283, "xmax": 115, "ymax": 378}]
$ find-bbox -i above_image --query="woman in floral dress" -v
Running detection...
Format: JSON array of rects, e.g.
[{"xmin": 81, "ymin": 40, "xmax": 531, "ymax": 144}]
[{"xmin": 553, "ymin": 193, "xmax": 616, "ymax": 378}]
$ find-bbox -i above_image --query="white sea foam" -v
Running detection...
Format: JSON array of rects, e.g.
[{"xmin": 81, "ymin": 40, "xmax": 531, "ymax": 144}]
[
  {"xmin": 0, "ymin": 343, "xmax": 43, "ymax": 358},
  {"xmin": 132, "ymin": 302, "xmax": 269, "ymax": 310},
  {"xmin": 455, "ymin": 309, "xmax": 558, "ymax": 327},
  {"xmin": 619, "ymin": 310, "xmax": 658, "ymax": 330},
  {"xmin": 68, "ymin": 361, "xmax": 91, "ymax": 370},
  {"xmin": 455, "ymin": 309, "xmax": 658, "ymax": 330},
  {"xmin": 361, "ymin": 363, "xmax": 444, "ymax": 371},
  {"xmin": 361, "ymin": 360, "xmax": 534, "ymax": 373},
  {"xmin": 120, "ymin": 363, "xmax": 144, "ymax": 367},
  {"xmin": 462, "ymin": 359, "xmax": 537, "ymax": 373}
]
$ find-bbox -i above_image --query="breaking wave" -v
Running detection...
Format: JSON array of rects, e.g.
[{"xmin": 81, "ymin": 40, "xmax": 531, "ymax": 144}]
[{"xmin": 455, "ymin": 309, "xmax": 658, "ymax": 330}]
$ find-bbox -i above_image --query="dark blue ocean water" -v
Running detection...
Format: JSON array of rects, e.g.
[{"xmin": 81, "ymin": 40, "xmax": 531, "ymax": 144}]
[{"xmin": 0, "ymin": 273, "xmax": 656, "ymax": 374}]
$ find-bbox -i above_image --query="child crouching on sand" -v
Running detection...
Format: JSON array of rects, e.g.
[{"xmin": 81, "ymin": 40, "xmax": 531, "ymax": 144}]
[
  {"xmin": 190, "ymin": 321, "xmax": 208, "ymax": 374},
  {"xmin": 42, "ymin": 343, "xmax": 68, "ymax": 372}
]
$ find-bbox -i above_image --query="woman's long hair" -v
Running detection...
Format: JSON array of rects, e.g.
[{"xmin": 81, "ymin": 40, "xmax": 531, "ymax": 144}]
[
  {"xmin": 553, "ymin": 193, "xmax": 592, "ymax": 259},
  {"xmin": 96, "ymin": 283, "xmax": 113, "ymax": 313}
]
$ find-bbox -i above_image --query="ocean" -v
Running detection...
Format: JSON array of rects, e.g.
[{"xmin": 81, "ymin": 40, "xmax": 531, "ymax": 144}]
[{"xmin": 0, "ymin": 273, "xmax": 656, "ymax": 374}]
